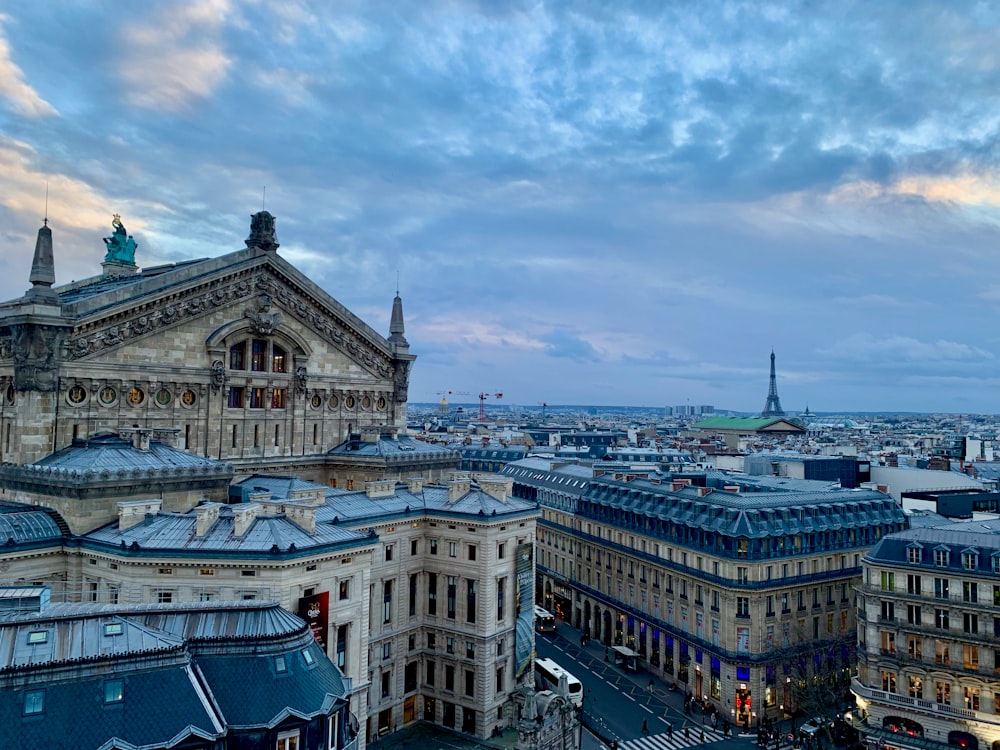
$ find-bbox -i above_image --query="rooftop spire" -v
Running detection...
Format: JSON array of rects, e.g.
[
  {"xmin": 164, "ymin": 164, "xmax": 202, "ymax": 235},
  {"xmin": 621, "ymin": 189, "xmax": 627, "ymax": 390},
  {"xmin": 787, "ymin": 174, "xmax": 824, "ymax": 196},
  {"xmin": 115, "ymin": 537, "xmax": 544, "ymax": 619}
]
[
  {"xmin": 25, "ymin": 220, "xmax": 59, "ymax": 304},
  {"xmin": 388, "ymin": 290, "xmax": 407, "ymax": 347}
]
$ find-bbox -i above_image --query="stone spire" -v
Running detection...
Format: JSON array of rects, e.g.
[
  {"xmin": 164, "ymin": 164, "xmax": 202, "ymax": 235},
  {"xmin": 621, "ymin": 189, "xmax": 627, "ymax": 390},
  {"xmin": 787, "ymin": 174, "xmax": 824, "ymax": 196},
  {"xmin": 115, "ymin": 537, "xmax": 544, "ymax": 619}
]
[
  {"xmin": 388, "ymin": 292, "xmax": 408, "ymax": 347},
  {"xmin": 24, "ymin": 220, "xmax": 59, "ymax": 304}
]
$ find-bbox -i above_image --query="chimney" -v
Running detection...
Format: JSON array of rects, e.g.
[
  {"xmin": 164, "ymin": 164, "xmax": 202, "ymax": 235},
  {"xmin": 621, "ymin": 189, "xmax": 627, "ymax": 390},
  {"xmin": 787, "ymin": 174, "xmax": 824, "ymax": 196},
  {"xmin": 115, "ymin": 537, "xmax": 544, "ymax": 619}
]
[
  {"xmin": 119, "ymin": 426, "xmax": 152, "ymax": 451},
  {"xmin": 290, "ymin": 487, "xmax": 325, "ymax": 505},
  {"xmin": 724, "ymin": 485, "xmax": 740, "ymax": 493},
  {"xmin": 285, "ymin": 503, "xmax": 316, "ymax": 533},
  {"xmin": 360, "ymin": 425, "xmax": 383, "ymax": 443},
  {"xmin": 118, "ymin": 499, "xmax": 162, "ymax": 530},
  {"xmin": 232, "ymin": 504, "xmax": 260, "ymax": 536},
  {"xmin": 152, "ymin": 427, "xmax": 180, "ymax": 447},
  {"xmin": 448, "ymin": 478, "xmax": 472, "ymax": 503},
  {"xmin": 366, "ymin": 479, "xmax": 397, "ymax": 499},
  {"xmin": 407, "ymin": 477, "xmax": 425, "ymax": 494},
  {"xmin": 194, "ymin": 503, "xmax": 224, "ymax": 536},
  {"xmin": 697, "ymin": 486, "xmax": 712, "ymax": 497},
  {"xmin": 478, "ymin": 477, "xmax": 513, "ymax": 503}
]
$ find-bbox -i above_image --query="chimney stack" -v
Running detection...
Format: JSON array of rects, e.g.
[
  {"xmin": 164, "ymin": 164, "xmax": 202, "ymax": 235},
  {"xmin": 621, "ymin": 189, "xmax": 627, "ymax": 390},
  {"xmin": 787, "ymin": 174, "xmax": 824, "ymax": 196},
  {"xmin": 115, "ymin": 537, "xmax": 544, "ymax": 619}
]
[
  {"xmin": 194, "ymin": 503, "xmax": 224, "ymax": 536},
  {"xmin": 118, "ymin": 499, "xmax": 162, "ymax": 530},
  {"xmin": 232, "ymin": 504, "xmax": 260, "ymax": 536}
]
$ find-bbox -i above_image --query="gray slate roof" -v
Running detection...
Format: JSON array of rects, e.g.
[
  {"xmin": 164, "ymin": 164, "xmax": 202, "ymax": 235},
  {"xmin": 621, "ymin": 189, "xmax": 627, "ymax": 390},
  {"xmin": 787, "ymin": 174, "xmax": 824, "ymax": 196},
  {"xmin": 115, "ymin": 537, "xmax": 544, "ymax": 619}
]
[
  {"xmin": 867, "ymin": 518, "xmax": 1000, "ymax": 571},
  {"xmin": 0, "ymin": 504, "xmax": 66, "ymax": 545},
  {"xmin": 36, "ymin": 432, "xmax": 227, "ymax": 473},
  {"xmin": 328, "ymin": 434, "xmax": 460, "ymax": 462},
  {"xmin": 84, "ymin": 504, "xmax": 370, "ymax": 555}
]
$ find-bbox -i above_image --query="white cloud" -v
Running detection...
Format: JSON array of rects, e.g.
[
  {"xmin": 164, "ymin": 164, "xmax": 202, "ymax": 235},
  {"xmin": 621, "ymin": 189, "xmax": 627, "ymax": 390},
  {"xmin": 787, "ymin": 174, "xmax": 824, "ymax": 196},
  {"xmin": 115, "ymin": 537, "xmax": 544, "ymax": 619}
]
[
  {"xmin": 119, "ymin": 0, "xmax": 232, "ymax": 112},
  {"xmin": 818, "ymin": 333, "xmax": 994, "ymax": 363},
  {"xmin": 0, "ymin": 15, "xmax": 57, "ymax": 117}
]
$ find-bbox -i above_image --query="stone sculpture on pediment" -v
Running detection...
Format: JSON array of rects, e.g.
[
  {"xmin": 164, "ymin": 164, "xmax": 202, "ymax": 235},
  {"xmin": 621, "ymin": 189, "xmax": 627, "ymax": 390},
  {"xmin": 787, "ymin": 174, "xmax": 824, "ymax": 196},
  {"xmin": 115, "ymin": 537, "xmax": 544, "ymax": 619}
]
[{"xmin": 244, "ymin": 292, "xmax": 282, "ymax": 335}]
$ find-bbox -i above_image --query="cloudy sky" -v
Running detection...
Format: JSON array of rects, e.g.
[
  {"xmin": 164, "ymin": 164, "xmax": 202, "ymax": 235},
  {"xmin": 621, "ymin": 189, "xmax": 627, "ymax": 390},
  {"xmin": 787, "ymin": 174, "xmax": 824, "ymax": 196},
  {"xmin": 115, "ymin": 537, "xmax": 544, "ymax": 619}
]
[{"xmin": 2, "ymin": 1, "xmax": 1000, "ymax": 413}]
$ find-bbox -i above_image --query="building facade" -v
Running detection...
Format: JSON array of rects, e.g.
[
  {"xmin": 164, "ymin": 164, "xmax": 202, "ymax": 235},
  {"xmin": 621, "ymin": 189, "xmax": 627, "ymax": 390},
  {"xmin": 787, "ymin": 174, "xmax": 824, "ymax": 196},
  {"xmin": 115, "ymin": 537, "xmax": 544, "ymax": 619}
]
[
  {"xmin": 0, "ymin": 214, "xmax": 414, "ymax": 479},
  {"xmin": 853, "ymin": 520, "xmax": 1000, "ymax": 750},
  {"xmin": 505, "ymin": 458, "xmax": 907, "ymax": 729}
]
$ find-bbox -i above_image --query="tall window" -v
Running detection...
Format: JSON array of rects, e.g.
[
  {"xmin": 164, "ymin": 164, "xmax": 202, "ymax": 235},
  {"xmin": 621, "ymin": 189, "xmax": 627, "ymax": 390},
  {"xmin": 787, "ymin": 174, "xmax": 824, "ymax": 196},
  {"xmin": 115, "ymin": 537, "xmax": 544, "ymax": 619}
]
[
  {"xmin": 229, "ymin": 341, "xmax": 246, "ymax": 370},
  {"xmin": 428, "ymin": 573, "xmax": 437, "ymax": 616},
  {"xmin": 466, "ymin": 580, "xmax": 477, "ymax": 624},
  {"xmin": 497, "ymin": 577, "xmax": 506, "ymax": 621},
  {"xmin": 409, "ymin": 574, "xmax": 418, "ymax": 617},
  {"xmin": 383, "ymin": 580, "xmax": 393, "ymax": 624},
  {"xmin": 272, "ymin": 344, "xmax": 286, "ymax": 372},
  {"xmin": 447, "ymin": 576, "xmax": 457, "ymax": 619},
  {"xmin": 251, "ymin": 339, "xmax": 267, "ymax": 371},
  {"xmin": 962, "ymin": 581, "xmax": 978, "ymax": 603}
]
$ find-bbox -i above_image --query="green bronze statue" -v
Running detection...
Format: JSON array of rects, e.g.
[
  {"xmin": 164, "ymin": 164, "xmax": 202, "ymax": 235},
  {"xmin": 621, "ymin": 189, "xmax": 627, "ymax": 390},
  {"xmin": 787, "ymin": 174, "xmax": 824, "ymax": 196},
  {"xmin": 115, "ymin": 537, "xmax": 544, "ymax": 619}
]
[{"xmin": 103, "ymin": 214, "xmax": 137, "ymax": 265}]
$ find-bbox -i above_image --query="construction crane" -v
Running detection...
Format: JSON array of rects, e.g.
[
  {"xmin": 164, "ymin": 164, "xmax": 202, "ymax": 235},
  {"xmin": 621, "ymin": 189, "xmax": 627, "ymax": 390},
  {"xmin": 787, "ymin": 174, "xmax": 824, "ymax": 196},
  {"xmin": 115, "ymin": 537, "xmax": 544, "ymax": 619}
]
[
  {"xmin": 537, "ymin": 401, "xmax": 547, "ymax": 419},
  {"xmin": 478, "ymin": 391, "xmax": 503, "ymax": 421}
]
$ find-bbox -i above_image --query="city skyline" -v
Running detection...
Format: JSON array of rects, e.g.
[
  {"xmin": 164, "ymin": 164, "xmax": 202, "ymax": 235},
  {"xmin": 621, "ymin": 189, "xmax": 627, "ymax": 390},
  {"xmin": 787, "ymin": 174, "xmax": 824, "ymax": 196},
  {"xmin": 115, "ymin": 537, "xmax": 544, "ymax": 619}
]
[{"xmin": 3, "ymin": 2, "xmax": 1000, "ymax": 412}]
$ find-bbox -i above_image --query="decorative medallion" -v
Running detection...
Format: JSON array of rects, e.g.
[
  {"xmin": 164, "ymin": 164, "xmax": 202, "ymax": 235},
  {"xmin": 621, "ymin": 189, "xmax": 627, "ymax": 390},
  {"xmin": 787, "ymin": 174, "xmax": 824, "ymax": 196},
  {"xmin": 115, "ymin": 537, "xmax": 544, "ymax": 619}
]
[
  {"xmin": 126, "ymin": 387, "xmax": 145, "ymax": 406},
  {"xmin": 99, "ymin": 386, "xmax": 118, "ymax": 406},
  {"xmin": 67, "ymin": 385, "xmax": 88, "ymax": 406},
  {"xmin": 4, "ymin": 384, "xmax": 14, "ymax": 406},
  {"xmin": 181, "ymin": 389, "xmax": 197, "ymax": 407},
  {"xmin": 345, "ymin": 395, "xmax": 356, "ymax": 409},
  {"xmin": 329, "ymin": 394, "xmax": 339, "ymax": 409},
  {"xmin": 155, "ymin": 388, "xmax": 172, "ymax": 407},
  {"xmin": 376, "ymin": 396, "xmax": 387, "ymax": 411},
  {"xmin": 310, "ymin": 393, "xmax": 322, "ymax": 409},
  {"xmin": 361, "ymin": 395, "xmax": 372, "ymax": 410}
]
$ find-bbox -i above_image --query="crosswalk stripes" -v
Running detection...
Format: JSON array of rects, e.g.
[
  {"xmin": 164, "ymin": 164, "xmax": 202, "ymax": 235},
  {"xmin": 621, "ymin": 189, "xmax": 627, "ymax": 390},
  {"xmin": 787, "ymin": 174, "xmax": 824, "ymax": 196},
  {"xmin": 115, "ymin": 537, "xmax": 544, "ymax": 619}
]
[{"xmin": 619, "ymin": 724, "xmax": 727, "ymax": 750}]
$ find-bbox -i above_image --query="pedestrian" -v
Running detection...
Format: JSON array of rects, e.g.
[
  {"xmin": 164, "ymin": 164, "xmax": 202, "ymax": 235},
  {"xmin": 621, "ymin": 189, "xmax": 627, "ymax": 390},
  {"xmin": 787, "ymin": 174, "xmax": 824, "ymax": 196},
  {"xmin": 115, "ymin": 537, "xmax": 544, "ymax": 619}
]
[
  {"xmin": 642, "ymin": 720, "xmax": 649, "ymax": 734},
  {"xmin": 685, "ymin": 725, "xmax": 691, "ymax": 740},
  {"xmin": 667, "ymin": 723, "xmax": 674, "ymax": 739},
  {"xmin": 648, "ymin": 678, "xmax": 655, "ymax": 693},
  {"xmin": 701, "ymin": 730, "xmax": 705, "ymax": 743}
]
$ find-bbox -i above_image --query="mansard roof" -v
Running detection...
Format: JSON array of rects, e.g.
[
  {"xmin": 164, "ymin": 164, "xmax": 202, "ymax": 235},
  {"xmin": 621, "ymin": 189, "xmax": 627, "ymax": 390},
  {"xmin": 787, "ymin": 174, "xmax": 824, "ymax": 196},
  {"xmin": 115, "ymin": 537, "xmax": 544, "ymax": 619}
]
[{"xmin": 866, "ymin": 518, "xmax": 1000, "ymax": 571}]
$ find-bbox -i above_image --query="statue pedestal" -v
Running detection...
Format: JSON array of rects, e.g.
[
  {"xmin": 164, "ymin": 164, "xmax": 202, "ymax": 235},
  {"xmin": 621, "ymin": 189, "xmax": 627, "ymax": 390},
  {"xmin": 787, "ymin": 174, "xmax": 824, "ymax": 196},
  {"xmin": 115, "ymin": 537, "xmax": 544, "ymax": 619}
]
[{"xmin": 102, "ymin": 260, "xmax": 138, "ymax": 278}]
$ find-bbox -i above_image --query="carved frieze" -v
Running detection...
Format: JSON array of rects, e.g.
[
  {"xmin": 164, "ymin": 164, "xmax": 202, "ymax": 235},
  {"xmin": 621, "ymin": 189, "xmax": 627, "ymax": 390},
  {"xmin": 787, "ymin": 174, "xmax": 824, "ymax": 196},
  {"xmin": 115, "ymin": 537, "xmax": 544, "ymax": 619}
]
[{"xmin": 65, "ymin": 269, "xmax": 394, "ymax": 380}]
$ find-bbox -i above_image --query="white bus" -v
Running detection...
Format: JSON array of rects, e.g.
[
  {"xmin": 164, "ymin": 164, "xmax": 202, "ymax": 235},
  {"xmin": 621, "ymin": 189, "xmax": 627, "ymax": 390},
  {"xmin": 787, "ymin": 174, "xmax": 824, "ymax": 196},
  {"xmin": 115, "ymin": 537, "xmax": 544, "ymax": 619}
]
[
  {"xmin": 534, "ymin": 657, "xmax": 583, "ymax": 707},
  {"xmin": 533, "ymin": 606, "xmax": 556, "ymax": 632}
]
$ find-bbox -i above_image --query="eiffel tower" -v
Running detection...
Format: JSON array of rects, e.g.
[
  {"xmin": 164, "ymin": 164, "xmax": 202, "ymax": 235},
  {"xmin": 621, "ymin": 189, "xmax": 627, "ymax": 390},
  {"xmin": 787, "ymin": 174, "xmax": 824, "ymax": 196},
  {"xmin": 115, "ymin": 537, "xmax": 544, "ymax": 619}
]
[{"xmin": 761, "ymin": 350, "xmax": 785, "ymax": 417}]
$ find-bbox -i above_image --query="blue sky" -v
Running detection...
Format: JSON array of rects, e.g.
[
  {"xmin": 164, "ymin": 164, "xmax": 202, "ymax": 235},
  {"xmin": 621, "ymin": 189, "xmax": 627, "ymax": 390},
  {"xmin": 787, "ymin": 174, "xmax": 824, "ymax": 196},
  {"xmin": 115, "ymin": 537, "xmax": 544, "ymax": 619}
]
[{"xmin": 2, "ymin": 1, "xmax": 1000, "ymax": 413}]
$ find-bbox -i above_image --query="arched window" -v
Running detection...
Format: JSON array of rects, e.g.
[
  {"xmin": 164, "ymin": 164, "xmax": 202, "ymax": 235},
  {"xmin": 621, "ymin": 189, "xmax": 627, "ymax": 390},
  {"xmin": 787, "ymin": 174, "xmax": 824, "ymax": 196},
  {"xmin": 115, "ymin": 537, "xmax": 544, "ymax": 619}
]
[
  {"xmin": 883, "ymin": 717, "xmax": 923, "ymax": 737},
  {"xmin": 948, "ymin": 731, "xmax": 978, "ymax": 750}
]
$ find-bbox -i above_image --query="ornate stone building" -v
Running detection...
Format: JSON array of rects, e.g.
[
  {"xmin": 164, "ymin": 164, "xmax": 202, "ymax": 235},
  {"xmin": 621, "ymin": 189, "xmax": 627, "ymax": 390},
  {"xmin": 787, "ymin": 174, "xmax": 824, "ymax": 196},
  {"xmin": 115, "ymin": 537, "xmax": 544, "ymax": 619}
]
[{"xmin": 0, "ymin": 213, "xmax": 415, "ymax": 480}]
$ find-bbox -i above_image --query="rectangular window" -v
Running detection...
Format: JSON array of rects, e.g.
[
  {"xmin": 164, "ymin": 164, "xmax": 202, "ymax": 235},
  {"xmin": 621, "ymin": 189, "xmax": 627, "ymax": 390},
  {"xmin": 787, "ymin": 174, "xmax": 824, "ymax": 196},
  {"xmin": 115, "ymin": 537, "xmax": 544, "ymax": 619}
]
[
  {"xmin": 880, "ymin": 571, "xmax": 894, "ymax": 591},
  {"xmin": 385, "ymin": 544, "xmax": 394, "ymax": 562},
  {"xmin": 934, "ymin": 577, "xmax": 949, "ymax": 599},
  {"xmin": 430, "ymin": 539, "xmax": 438, "ymax": 555},
  {"xmin": 964, "ymin": 644, "xmax": 979, "ymax": 670},
  {"xmin": 497, "ymin": 577, "xmax": 506, "ymax": 621},
  {"xmin": 907, "ymin": 546, "xmax": 921, "ymax": 564},
  {"xmin": 227, "ymin": 387, "xmax": 244, "ymax": 408},
  {"xmin": 907, "ymin": 635, "xmax": 922, "ymax": 659},
  {"xmin": 339, "ymin": 579, "xmax": 350, "ymax": 600},
  {"xmin": 468, "ymin": 545, "xmax": 477, "ymax": 561},
  {"xmin": 466, "ymin": 580, "xmax": 477, "ymax": 624},
  {"xmin": 409, "ymin": 574, "xmax": 418, "ymax": 617},
  {"xmin": 465, "ymin": 669, "xmax": 475, "ymax": 697},
  {"xmin": 382, "ymin": 642, "xmax": 391, "ymax": 660},
  {"xmin": 908, "ymin": 675, "xmax": 922, "ymax": 699},
  {"xmin": 381, "ymin": 671, "xmax": 391, "ymax": 698},
  {"xmin": 383, "ymin": 580, "xmax": 393, "ymax": 624},
  {"xmin": 498, "ymin": 542, "xmax": 505, "ymax": 559},
  {"xmin": 447, "ymin": 576, "xmax": 457, "ymax": 619},
  {"xmin": 247, "ymin": 386, "xmax": 264, "ymax": 409},
  {"xmin": 466, "ymin": 641, "xmax": 475, "ymax": 659},
  {"xmin": 736, "ymin": 597, "xmax": 750, "ymax": 617},
  {"xmin": 963, "ymin": 612, "xmax": 978, "ymax": 634},
  {"xmin": 446, "ymin": 637, "xmax": 455, "ymax": 654},
  {"xmin": 963, "ymin": 581, "xmax": 978, "ymax": 603},
  {"xmin": 428, "ymin": 573, "xmax": 437, "ymax": 616},
  {"xmin": 23, "ymin": 689, "xmax": 45, "ymax": 716},
  {"xmin": 936, "ymin": 681, "xmax": 950, "ymax": 704},
  {"xmin": 411, "ymin": 539, "xmax": 418, "ymax": 556},
  {"xmin": 271, "ymin": 388, "xmax": 285, "ymax": 409},
  {"xmin": 426, "ymin": 661, "xmax": 436, "ymax": 686},
  {"xmin": 963, "ymin": 552, "xmax": 977, "ymax": 570},
  {"xmin": 251, "ymin": 339, "xmax": 266, "ymax": 371},
  {"xmin": 229, "ymin": 341, "xmax": 246, "ymax": 370},
  {"xmin": 881, "ymin": 670, "xmax": 896, "ymax": 693},
  {"xmin": 935, "ymin": 549, "xmax": 948, "ymax": 567},
  {"xmin": 907, "ymin": 604, "xmax": 921, "ymax": 625},
  {"xmin": 880, "ymin": 600, "xmax": 894, "ymax": 620},
  {"xmin": 935, "ymin": 640, "xmax": 950, "ymax": 665},
  {"xmin": 907, "ymin": 574, "xmax": 921, "ymax": 595},
  {"xmin": 935, "ymin": 609, "xmax": 949, "ymax": 629},
  {"xmin": 448, "ymin": 542, "xmax": 457, "ymax": 558},
  {"xmin": 445, "ymin": 665, "xmax": 455, "ymax": 691},
  {"xmin": 965, "ymin": 686, "xmax": 980, "ymax": 711}
]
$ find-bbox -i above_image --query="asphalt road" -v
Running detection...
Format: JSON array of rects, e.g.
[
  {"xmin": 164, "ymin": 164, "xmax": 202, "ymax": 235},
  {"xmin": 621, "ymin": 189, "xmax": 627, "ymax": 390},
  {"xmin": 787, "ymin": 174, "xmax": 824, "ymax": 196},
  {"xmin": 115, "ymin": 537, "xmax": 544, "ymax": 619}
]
[{"xmin": 536, "ymin": 625, "xmax": 757, "ymax": 750}]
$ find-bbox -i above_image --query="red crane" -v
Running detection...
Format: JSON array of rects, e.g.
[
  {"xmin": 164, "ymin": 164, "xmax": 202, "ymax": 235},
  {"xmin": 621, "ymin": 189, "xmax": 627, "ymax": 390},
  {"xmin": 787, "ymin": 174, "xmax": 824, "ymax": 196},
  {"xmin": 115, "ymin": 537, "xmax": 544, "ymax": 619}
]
[{"xmin": 478, "ymin": 391, "xmax": 503, "ymax": 421}]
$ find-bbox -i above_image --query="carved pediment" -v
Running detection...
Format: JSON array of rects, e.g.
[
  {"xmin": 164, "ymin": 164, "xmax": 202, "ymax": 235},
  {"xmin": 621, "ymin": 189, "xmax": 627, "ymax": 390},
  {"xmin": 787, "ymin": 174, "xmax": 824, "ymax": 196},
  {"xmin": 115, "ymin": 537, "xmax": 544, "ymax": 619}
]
[{"xmin": 64, "ymin": 266, "xmax": 394, "ymax": 379}]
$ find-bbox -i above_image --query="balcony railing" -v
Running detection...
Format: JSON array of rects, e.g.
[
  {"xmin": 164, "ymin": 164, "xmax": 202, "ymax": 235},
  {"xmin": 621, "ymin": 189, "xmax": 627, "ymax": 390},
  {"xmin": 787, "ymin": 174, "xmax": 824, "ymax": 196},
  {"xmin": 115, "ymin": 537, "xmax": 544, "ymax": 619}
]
[{"xmin": 851, "ymin": 678, "xmax": 980, "ymax": 722}]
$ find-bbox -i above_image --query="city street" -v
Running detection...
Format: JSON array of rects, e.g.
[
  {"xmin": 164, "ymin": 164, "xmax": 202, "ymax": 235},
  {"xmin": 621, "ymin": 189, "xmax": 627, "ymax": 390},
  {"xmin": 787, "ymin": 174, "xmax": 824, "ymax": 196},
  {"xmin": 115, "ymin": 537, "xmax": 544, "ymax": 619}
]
[{"xmin": 536, "ymin": 622, "xmax": 760, "ymax": 750}]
